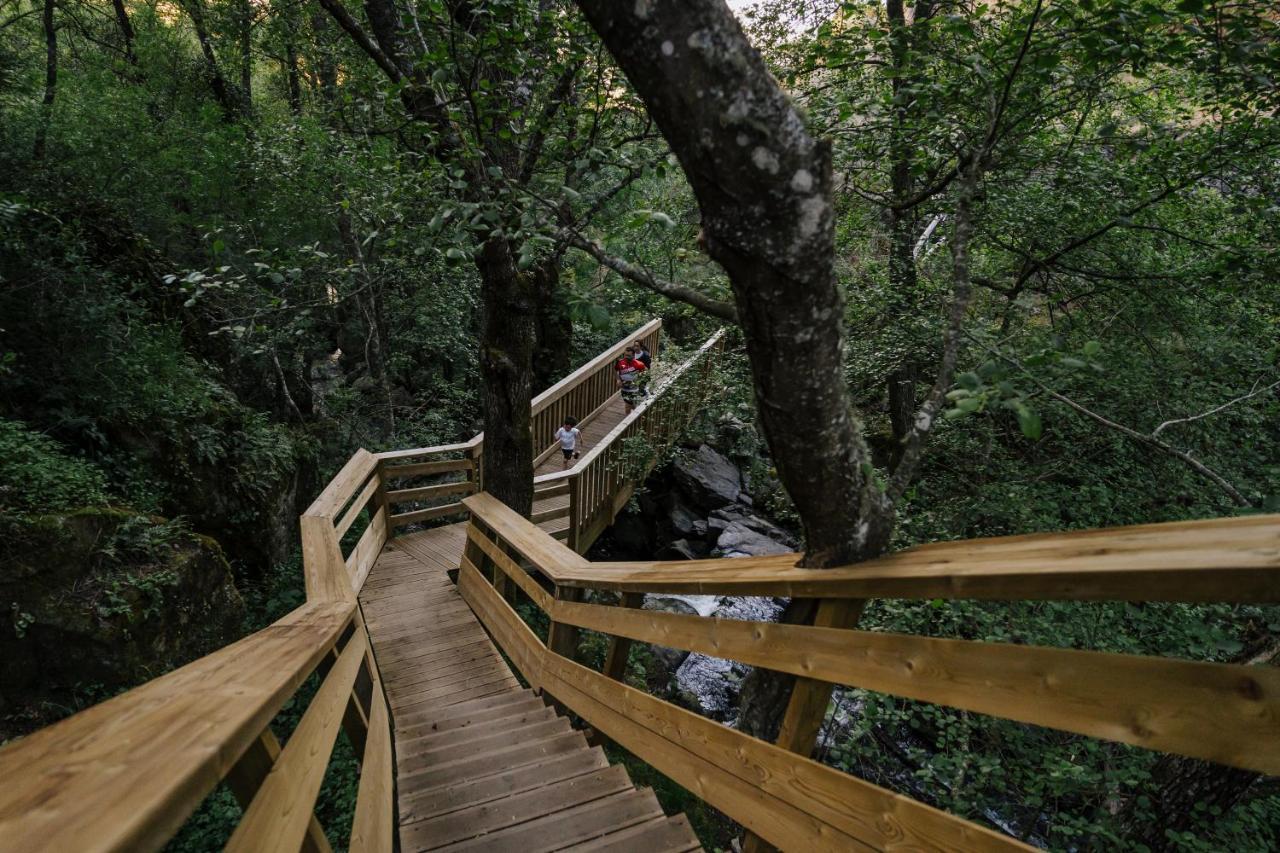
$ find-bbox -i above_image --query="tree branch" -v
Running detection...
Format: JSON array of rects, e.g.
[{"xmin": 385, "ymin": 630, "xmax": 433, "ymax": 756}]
[
  {"xmin": 560, "ymin": 228, "xmax": 738, "ymax": 322},
  {"xmin": 994, "ymin": 350, "xmax": 1254, "ymax": 507},
  {"xmin": 1152, "ymin": 378, "xmax": 1280, "ymax": 438},
  {"xmin": 887, "ymin": 156, "xmax": 981, "ymax": 503}
]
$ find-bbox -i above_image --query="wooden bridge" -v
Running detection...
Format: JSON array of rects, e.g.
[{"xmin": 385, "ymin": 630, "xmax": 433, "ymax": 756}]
[{"xmin": 1, "ymin": 319, "xmax": 1278, "ymax": 852}]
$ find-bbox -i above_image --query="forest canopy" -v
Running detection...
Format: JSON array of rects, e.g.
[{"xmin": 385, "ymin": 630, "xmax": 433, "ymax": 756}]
[{"xmin": 1, "ymin": 0, "xmax": 1278, "ymax": 849}]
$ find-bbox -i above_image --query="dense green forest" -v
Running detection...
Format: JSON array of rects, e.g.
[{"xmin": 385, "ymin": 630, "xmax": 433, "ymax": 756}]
[{"xmin": 1, "ymin": 0, "xmax": 1278, "ymax": 849}]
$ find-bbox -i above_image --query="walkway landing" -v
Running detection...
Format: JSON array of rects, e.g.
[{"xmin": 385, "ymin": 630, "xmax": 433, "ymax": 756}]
[{"xmin": 359, "ymin": 530, "xmax": 701, "ymax": 852}]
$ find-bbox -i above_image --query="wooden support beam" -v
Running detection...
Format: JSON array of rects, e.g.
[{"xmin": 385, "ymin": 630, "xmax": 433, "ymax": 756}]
[
  {"xmin": 225, "ymin": 729, "xmax": 332, "ymax": 853},
  {"xmin": 602, "ymin": 592, "xmax": 645, "ymax": 683},
  {"xmin": 744, "ymin": 598, "xmax": 864, "ymax": 853}
]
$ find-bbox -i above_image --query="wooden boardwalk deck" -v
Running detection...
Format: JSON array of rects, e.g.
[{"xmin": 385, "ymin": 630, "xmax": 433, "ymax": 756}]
[{"xmin": 359, "ymin": 440, "xmax": 701, "ymax": 851}]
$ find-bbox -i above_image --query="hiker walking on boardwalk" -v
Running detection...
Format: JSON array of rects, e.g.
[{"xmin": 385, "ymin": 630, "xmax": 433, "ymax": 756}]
[
  {"xmin": 615, "ymin": 347, "xmax": 648, "ymax": 414},
  {"xmin": 554, "ymin": 416, "xmax": 582, "ymax": 471},
  {"xmin": 632, "ymin": 340, "xmax": 652, "ymax": 369}
]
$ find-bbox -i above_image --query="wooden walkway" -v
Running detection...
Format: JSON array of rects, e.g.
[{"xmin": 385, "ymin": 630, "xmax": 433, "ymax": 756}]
[{"xmin": 359, "ymin": 407, "xmax": 701, "ymax": 851}]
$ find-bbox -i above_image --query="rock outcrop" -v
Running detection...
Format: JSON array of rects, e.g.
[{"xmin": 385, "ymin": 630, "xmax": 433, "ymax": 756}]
[{"xmin": 0, "ymin": 508, "xmax": 245, "ymax": 738}]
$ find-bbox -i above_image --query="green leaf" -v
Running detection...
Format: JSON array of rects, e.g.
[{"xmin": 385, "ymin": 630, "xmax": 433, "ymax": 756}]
[
  {"xmin": 1017, "ymin": 406, "xmax": 1042, "ymax": 440},
  {"xmin": 956, "ymin": 371, "xmax": 982, "ymax": 391},
  {"xmin": 445, "ymin": 248, "xmax": 465, "ymax": 261},
  {"xmin": 1083, "ymin": 340, "xmax": 1102, "ymax": 357}
]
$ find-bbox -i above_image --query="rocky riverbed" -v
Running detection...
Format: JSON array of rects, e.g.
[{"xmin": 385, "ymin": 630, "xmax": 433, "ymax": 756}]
[{"xmin": 588, "ymin": 443, "xmax": 800, "ymax": 723}]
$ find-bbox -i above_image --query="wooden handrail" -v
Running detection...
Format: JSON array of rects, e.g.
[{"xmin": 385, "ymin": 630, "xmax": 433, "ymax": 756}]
[
  {"xmin": 541, "ymin": 513, "xmax": 1280, "ymax": 601},
  {"xmin": 0, "ymin": 600, "xmax": 355, "ymax": 852},
  {"xmin": 0, "ymin": 437, "xmax": 398, "ymax": 853},
  {"xmin": 459, "ymin": 494, "xmax": 1280, "ymax": 848}
]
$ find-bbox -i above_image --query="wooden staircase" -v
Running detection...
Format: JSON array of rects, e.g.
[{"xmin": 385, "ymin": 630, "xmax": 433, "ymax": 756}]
[{"xmin": 361, "ymin": 533, "xmax": 700, "ymax": 851}]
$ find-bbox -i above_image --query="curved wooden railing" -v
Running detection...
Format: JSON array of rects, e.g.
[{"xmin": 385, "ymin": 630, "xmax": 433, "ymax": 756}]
[{"xmin": 458, "ymin": 494, "xmax": 1280, "ymax": 852}]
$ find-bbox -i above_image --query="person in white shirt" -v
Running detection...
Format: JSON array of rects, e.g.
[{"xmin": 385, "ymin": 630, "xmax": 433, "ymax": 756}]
[{"xmin": 554, "ymin": 416, "xmax": 583, "ymax": 470}]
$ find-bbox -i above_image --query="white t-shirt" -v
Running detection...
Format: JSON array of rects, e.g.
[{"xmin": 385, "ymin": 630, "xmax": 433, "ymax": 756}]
[{"xmin": 555, "ymin": 427, "xmax": 580, "ymax": 450}]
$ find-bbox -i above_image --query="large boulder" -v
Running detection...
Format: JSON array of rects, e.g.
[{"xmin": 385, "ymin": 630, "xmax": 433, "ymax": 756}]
[
  {"xmin": 673, "ymin": 445, "xmax": 741, "ymax": 510},
  {"xmin": 674, "ymin": 653, "xmax": 749, "ymax": 721},
  {"xmin": 716, "ymin": 522, "xmax": 794, "ymax": 558},
  {"xmin": 0, "ymin": 508, "xmax": 245, "ymax": 739}
]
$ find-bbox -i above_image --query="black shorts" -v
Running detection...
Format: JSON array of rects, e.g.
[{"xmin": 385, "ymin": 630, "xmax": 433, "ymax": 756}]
[{"xmin": 561, "ymin": 448, "xmax": 575, "ymax": 459}]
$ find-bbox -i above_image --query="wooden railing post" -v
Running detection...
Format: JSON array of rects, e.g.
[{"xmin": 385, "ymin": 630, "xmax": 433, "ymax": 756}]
[
  {"xmin": 743, "ymin": 597, "xmax": 865, "ymax": 853},
  {"xmin": 546, "ymin": 585, "xmax": 584, "ymax": 661},
  {"xmin": 225, "ymin": 729, "xmax": 333, "ymax": 853},
  {"xmin": 567, "ymin": 475, "xmax": 581, "ymax": 554},
  {"xmin": 602, "ymin": 592, "xmax": 645, "ymax": 682}
]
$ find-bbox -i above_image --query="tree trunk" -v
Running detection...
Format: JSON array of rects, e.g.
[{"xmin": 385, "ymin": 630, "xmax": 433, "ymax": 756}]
[
  {"xmin": 183, "ymin": 0, "xmax": 241, "ymax": 119},
  {"xmin": 531, "ymin": 258, "xmax": 572, "ymax": 391},
  {"xmin": 110, "ymin": 0, "xmax": 138, "ymax": 66},
  {"xmin": 571, "ymin": 0, "xmax": 891, "ymax": 567},
  {"xmin": 33, "ymin": 0, "xmax": 57, "ymax": 161},
  {"xmin": 477, "ymin": 237, "xmax": 536, "ymax": 517},
  {"xmin": 237, "ymin": 0, "xmax": 253, "ymax": 111}
]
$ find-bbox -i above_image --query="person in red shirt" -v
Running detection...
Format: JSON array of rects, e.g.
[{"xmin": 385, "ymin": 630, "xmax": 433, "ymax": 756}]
[{"xmin": 615, "ymin": 347, "xmax": 648, "ymax": 413}]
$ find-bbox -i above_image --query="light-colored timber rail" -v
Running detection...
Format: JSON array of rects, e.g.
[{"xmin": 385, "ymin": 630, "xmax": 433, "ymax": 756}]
[
  {"xmin": 459, "ymin": 493, "xmax": 1280, "ymax": 851},
  {"xmin": 1, "ymin": 314, "xmax": 1275, "ymax": 852}
]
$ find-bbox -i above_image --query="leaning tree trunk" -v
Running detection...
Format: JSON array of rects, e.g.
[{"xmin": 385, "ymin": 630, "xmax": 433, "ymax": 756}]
[
  {"xmin": 477, "ymin": 237, "xmax": 536, "ymax": 517},
  {"xmin": 572, "ymin": 0, "xmax": 891, "ymax": 569},
  {"xmin": 571, "ymin": 0, "xmax": 895, "ymax": 749}
]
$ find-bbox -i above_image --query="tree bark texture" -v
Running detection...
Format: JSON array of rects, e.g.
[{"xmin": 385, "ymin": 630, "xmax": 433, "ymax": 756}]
[
  {"xmin": 33, "ymin": 0, "xmax": 57, "ymax": 160},
  {"xmin": 571, "ymin": 0, "xmax": 890, "ymax": 566},
  {"xmin": 477, "ymin": 237, "xmax": 536, "ymax": 517},
  {"xmin": 531, "ymin": 259, "xmax": 572, "ymax": 391}
]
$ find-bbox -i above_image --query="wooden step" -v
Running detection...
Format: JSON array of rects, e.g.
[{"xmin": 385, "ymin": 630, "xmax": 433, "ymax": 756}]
[
  {"xmin": 395, "ymin": 689, "xmax": 538, "ymax": 733},
  {"xmin": 399, "ymin": 746, "xmax": 610, "ymax": 825},
  {"xmin": 399, "ymin": 716, "xmax": 572, "ymax": 774},
  {"xmin": 401, "ymin": 765, "xmax": 633, "ymax": 851},
  {"xmin": 565, "ymin": 814, "xmax": 702, "ymax": 852},
  {"xmin": 399, "ymin": 730, "xmax": 590, "ymax": 793},
  {"xmin": 430, "ymin": 787, "xmax": 665, "ymax": 852},
  {"xmin": 399, "ymin": 704, "xmax": 555, "ymax": 750}
]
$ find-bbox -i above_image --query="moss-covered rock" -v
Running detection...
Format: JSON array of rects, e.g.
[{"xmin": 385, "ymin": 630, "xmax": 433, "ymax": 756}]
[{"xmin": 0, "ymin": 507, "xmax": 245, "ymax": 739}]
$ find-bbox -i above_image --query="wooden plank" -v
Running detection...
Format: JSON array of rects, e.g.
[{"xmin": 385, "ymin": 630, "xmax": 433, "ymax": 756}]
[
  {"xmin": 435, "ymin": 789, "xmax": 663, "ymax": 853},
  {"xmin": 554, "ymin": 513, "xmax": 1280, "ymax": 602},
  {"xmin": 377, "ymin": 440, "xmax": 478, "ymax": 462},
  {"xmin": 386, "ymin": 480, "xmax": 477, "ymax": 504},
  {"xmin": 385, "ymin": 459, "xmax": 474, "ymax": 479},
  {"xmin": 391, "ymin": 503, "xmax": 468, "ymax": 527},
  {"xmin": 467, "ymin": 526, "xmax": 554, "ymax": 612},
  {"xmin": 307, "ymin": 449, "xmax": 379, "ymax": 518},
  {"xmin": 549, "ymin": 594, "xmax": 1280, "ymax": 775},
  {"xmin": 225, "ymin": 729, "xmax": 332, "ymax": 853},
  {"xmin": 228, "ymin": 630, "xmax": 369, "ymax": 853},
  {"xmin": 336, "ymin": 473, "xmax": 382, "ymax": 539},
  {"xmin": 399, "ymin": 747, "xmax": 609, "ymax": 826},
  {"xmin": 540, "ymin": 654, "xmax": 1025, "ymax": 852},
  {"xmin": 0, "ymin": 600, "xmax": 352, "ymax": 853},
  {"xmin": 531, "ymin": 505, "xmax": 570, "ymax": 524},
  {"xmin": 462, "ymin": 493, "xmax": 590, "ymax": 583},
  {"xmin": 303, "ymin": 514, "xmax": 353, "ymax": 601},
  {"xmin": 399, "ymin": 731, "xmax": 589, "ymax": 792},
  {"xmin": 401, "ymin": 765, "xmax": 632, "ymax": 851},
  {"xmin": 346, "ymin": 510, "xmax": 388, "ymax": 594},
  {"xmin": 399, "ymin": 718, "xmax": 571, "ymax": 774},
  {"xmin": 349, "ymin": 687, "xmax": 393, "ymax": 853},
  {"xmin": 567, "ymin": 815, "xmax": 701, "ymax": 852},
  {"xmin": 534, "ymin": 483, "xmax": 571, "ymax": 500},
  {"xmin": 601, "ymin": 593, "xmax": 644, "ymax": 683}
]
